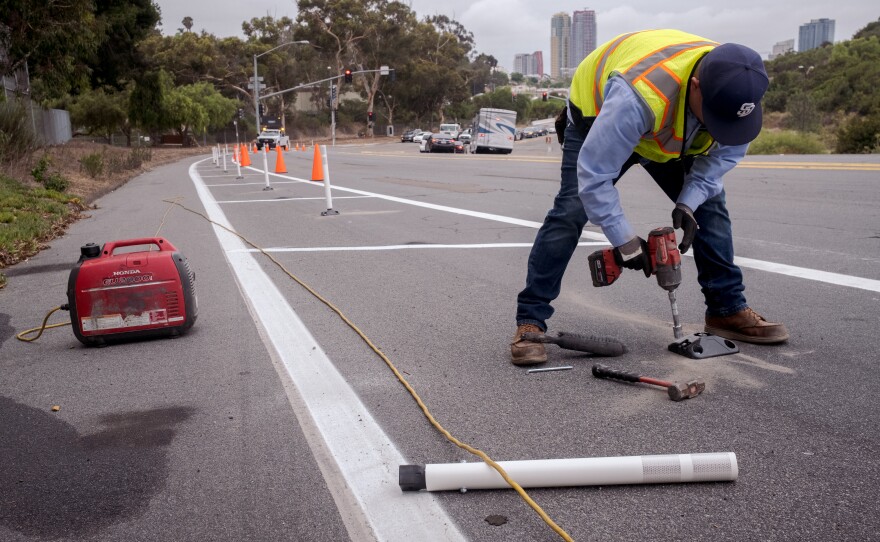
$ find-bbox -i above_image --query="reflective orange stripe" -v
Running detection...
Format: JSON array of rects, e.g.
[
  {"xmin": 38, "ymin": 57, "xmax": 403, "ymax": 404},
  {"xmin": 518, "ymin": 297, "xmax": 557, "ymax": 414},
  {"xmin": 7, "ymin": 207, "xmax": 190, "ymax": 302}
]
[{"xmin": 592, "ymin": 32, "xmax": 641, "ymax": 112}]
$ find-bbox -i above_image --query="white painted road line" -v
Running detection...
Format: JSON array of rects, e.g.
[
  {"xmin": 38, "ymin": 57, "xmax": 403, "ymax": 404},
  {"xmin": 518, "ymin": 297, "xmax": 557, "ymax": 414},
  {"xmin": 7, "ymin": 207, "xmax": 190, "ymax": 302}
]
[
  {"xmin": 733, "ymin": 256, "xmax": 880, "ymax": 293},
  {"xmin": 188, "ymin": 160, "xmax": 466, "ymax": 542},
  {"xmin": 217, "ymin": 196, "xmax": 374, "ymax": 204},
  {"xmin": 229, "ymin": 241, "xmax": 608, "ymax": 253},
  {"xmin": 236, "ymin": 165, "xmax": 880, "ymax": 294}
]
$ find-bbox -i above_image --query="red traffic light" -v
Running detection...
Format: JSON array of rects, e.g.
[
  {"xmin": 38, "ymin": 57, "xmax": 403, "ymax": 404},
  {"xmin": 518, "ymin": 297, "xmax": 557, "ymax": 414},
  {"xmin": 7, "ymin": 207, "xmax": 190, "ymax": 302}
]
[
  {"xmin": 344, "ymin": 69, "xmax": 353, "ymax": 83},
  {"xmin": 542, "ymin": 91, "xmax": 548, "ymax": 102}
]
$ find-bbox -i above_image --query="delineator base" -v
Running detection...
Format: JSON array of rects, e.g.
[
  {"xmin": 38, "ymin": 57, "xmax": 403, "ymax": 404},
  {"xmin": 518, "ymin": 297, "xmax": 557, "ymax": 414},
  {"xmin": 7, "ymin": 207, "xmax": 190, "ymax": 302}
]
[{"xmin": 668, "ymin": 332, "xmax": 738, "ymax": 359}]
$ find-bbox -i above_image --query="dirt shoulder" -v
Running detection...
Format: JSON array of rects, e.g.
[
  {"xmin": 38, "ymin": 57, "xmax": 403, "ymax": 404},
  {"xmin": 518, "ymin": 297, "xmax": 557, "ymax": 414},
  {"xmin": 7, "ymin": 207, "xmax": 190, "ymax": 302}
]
[{"xmin": 7, "ymin": 140, "xmax": 207, "ymax": 204}]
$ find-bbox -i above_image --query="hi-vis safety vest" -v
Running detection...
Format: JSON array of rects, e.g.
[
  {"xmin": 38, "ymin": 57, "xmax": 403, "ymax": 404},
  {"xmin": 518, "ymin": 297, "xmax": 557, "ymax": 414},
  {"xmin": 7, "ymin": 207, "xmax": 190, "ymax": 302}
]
[{"xmin": 570, "ymin": 29, "xmax": 718, "ymax": 163}]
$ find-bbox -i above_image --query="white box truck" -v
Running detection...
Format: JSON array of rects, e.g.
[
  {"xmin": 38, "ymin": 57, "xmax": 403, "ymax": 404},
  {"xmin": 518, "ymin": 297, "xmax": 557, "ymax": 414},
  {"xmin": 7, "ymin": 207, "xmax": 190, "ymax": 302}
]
[{"xmin": 469, "ymin": 108, "xmax": 516, "ymax": 154}]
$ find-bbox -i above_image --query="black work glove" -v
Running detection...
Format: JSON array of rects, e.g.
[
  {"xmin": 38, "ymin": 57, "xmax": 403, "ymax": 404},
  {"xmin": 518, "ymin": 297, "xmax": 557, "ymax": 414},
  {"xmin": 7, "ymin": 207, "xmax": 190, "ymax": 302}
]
[
  {"xmin": 554, "ymin": 106, "xmax": 567, "ymax": 145},
  {"xmin": 671, "ymin": 203, "xmax": 698, "ymax": 254},
  {"xmin": 613, "ymin": 236, "xmax": 651, "ymax": 277}
]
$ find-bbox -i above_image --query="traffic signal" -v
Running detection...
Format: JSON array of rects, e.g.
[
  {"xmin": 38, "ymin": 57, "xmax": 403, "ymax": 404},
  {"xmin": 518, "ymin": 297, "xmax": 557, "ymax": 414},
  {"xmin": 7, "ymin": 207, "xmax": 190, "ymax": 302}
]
[
  {"xmin": 368, "ymin": 111, "xmax": 374, "ymax": 122},
  {"xmin": 542, "ymin": 91, "xmax": 548, "ymax": 102},
  {"xmin": 258, "ymin": 103, "xmax": 265, "ymax": 116},
  {"xmin": 237, "ymin": 108, "xmax": 244, "ymax": 119},
  {"xmin": 344, "ymin": 69, "xmax": 353, "ymax": 83},
  {"xmin": 389, "ymin": 69, "xmax": 396, "ymax": 82}
]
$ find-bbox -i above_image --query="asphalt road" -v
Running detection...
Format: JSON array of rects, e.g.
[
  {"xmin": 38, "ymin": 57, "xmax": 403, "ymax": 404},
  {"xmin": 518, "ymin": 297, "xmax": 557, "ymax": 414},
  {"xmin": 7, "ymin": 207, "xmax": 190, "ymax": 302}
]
[{"xmin": 2, "ymin": 137, "xmax": 879, "ymax": 542}]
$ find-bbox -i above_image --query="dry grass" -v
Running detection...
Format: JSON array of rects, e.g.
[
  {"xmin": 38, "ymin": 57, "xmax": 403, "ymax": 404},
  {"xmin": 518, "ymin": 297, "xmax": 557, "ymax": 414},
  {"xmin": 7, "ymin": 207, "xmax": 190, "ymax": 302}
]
[
  {"xmin": 0, "ymin": 140, "xmax": 207, "ymax": 282},
  {"xmin": 6, "ymin": 140, "xmax": 206, "ymax": 203}
]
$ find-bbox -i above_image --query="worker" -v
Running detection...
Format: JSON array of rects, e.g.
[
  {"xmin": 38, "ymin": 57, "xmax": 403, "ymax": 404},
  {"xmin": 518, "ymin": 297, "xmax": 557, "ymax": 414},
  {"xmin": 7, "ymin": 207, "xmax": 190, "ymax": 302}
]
[{"xmin": 512, "ymin": 29, "xmax": 789, "ymax": 365}]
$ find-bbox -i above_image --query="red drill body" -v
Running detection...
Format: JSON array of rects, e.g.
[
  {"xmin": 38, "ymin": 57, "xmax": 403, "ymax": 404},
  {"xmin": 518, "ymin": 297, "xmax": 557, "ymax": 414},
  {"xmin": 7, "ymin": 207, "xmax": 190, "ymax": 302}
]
[{"xmin": 589, "ymin": 227, "xmax": 684, "ymax": 339}]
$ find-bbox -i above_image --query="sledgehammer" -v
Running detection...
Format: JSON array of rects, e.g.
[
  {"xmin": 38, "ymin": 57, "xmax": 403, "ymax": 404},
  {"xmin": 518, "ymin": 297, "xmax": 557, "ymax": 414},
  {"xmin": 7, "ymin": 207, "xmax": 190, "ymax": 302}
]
[
  {"xmin": 591, "ymin": 364, "xmax": 704, "ymax": 401},
  {"xmin": 521, "ymin": 331, "xmax": 627, "ymax": 357}
]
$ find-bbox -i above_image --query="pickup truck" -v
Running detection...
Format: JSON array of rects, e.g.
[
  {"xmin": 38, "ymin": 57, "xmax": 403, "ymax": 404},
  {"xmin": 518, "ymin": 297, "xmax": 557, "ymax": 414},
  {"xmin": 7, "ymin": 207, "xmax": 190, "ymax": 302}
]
[{"xmin": 256, "ymin": 129, "xmax": 290, "ymax": 151}]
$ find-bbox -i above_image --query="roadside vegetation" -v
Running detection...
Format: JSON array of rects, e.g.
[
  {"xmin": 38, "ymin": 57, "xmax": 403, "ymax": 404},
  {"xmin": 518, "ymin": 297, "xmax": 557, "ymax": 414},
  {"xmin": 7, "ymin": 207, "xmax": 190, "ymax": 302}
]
[{"xmin": 753, "ymin": 17, "xmax": 880, "ymax": 154}]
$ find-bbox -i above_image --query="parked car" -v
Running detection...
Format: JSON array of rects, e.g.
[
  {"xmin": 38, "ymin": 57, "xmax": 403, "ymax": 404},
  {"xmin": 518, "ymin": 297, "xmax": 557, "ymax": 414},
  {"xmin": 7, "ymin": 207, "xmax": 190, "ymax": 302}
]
[
  {"xmin": 425, "ymin": 132, "xmax": 463, "ymax": 153},
  {"xmin": 400, "ymin": 129, "xmax": 423, "ymax": 142},
  {"xmin": 456, "ymin": 128, "xmax": 472, "ymax": 144}
]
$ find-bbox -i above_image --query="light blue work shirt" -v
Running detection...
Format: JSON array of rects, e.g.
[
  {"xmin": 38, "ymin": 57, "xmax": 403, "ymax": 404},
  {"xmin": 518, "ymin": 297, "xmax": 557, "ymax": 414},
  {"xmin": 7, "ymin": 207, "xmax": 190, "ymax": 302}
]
[{"xmin": 574, "ymin": 76, "xmax": 748, "ymax": 247}]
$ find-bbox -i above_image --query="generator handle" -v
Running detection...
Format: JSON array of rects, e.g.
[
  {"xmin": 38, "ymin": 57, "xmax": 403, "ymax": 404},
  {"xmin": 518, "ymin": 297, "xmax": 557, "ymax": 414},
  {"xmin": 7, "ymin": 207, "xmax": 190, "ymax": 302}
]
[{"xmin": 102, "ymin": 237, "xmax": 177, "ymax": 255}]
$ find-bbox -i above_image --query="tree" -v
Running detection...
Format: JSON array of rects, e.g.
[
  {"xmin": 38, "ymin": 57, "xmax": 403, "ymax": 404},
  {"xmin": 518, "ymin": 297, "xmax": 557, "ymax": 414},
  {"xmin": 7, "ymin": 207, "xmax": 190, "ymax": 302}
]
[
  {"xmin": 166, "ymin": 82, "xmax": 237, "ymax": 144},
  {"xmin": 129, "ymin": 71, "xmax": 170, "ymax": 141},
  {"xmin": 0, "ymin": 0, "xmax": 99, "ymax": 99},
  {"xmin": 182, "ymin": 16, "xmax": 194, "ymax": 32},
  {"xmin": 70, "ymin": 87, "xmax": 130, "ymax": 144},
  {"xmin": 89, "ymin": 0, "xmax": 161, "ymax": 90}
]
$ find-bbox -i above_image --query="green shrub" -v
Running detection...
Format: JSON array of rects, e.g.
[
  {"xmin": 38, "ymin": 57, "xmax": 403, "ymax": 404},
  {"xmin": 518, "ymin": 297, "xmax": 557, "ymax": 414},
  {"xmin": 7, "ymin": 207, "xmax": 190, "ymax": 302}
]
[
  {"xmin": 748, "ymin": 130, "xmax": 827, "ymax": 154},
  {"xmin": 836, "ymin": 115, "xmax": 880, "ymax": 153},
  {"xmin": 43, "ymin": 172, "xmax": 70, "ymax": 192},
  {"xmin": 79, "ymin": 152, "xmax": 105, "ymax": 178},
  {"xmin": 128, "ymin": 146, "xmax": 152, "ymax": 168},
  {"xmin": 0, "ymin": 101, "xmax": 38, "ymax": 164},
  {"xmin": 30, "ymin": 155, "xmax": 52, "ymax": 184}
]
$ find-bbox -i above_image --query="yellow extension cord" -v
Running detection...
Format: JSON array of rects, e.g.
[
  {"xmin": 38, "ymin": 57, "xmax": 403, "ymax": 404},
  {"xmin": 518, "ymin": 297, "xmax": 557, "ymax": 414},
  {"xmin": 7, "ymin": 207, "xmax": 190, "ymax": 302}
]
[
  {"xmin": 17, "ymin": 197, "xmax": 574, "ymax": 541},
  {"xmin": 16, "ymin": 306, "xmax": 70, "ymax": 342}
]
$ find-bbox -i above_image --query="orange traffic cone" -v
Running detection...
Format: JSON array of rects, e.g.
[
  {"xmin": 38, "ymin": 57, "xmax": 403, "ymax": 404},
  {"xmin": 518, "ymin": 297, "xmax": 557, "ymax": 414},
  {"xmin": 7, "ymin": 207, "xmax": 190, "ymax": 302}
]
[
  {"xmin": 252, "ymin": 142, "xmax": 257, "ymax": 153},
  {"xmin": 240, "ymin": 144, "xmax": 251, "ymax": 167},
  {"xmin": 274, "ymin": 146, "xmax": 287, "ymax": 174},
  {"xmin": 311, "ymin": 145, "xmax": 324, "ymax": 182}
]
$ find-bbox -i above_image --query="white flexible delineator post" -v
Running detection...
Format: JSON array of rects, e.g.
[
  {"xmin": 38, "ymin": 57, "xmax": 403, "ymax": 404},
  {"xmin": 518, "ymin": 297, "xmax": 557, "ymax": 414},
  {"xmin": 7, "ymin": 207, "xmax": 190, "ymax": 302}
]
[
  {"xmin": 261, "ymin": 146, "xmax": 272, "ymax": 191},
  {"xmin": 320, "ymin": 144, "xmax": 338, "ymax": 216},
  {"xmin": 400, "ymin": 452, "xmax": 737, "ymax": 492}
]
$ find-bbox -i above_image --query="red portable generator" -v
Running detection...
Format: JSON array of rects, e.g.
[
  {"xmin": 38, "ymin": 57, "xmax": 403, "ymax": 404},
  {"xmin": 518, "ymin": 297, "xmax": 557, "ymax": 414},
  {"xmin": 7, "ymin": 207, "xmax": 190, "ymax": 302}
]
[{"xmin": 66, "ymin": 237, "xmax": 197, "ymax": 346}]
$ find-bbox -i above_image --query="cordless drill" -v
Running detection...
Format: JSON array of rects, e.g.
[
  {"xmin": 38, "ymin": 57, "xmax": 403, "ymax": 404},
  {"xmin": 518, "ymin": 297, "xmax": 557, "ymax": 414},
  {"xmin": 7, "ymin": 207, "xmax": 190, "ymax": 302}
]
[{"xmin": 588, "ymin": 227, "xmax": 684, "ymax": 339}]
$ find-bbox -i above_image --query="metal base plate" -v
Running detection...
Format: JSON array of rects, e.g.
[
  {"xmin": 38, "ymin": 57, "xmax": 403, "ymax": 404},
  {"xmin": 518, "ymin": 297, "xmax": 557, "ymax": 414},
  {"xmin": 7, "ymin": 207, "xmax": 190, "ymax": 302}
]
[{"xmin": 668, "ymin": 333, "xmax": 739, "ymax": 359}]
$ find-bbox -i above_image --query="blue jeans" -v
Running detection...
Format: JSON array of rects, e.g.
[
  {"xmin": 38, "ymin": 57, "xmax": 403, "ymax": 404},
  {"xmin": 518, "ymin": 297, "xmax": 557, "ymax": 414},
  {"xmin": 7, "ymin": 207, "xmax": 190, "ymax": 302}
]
[{"xmin": 516, "ymin": 120, "xmax": 747, "ymax": 331}]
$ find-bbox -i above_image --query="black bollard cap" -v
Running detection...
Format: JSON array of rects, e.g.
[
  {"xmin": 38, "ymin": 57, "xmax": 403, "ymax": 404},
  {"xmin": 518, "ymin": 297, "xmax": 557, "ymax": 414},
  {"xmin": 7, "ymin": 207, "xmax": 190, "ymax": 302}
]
[{"xmin": 398, "ymin": 465, "xmax": 426, "ymax": 491}]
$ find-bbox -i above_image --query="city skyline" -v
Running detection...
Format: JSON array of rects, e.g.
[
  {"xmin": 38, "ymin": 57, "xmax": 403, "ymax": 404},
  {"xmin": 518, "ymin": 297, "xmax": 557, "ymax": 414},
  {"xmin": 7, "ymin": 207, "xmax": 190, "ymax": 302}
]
[{"xmin": 154, "ymin": 1, "xmax": 876, "ymax": 73}]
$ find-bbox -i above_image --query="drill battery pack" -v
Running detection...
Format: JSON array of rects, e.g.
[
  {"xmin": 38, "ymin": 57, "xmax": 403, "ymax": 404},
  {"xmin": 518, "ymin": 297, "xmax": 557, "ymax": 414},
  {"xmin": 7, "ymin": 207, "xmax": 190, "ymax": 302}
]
[{"xmin": 66, "ymin": 237, "xmax": 197, "ymax": 346}]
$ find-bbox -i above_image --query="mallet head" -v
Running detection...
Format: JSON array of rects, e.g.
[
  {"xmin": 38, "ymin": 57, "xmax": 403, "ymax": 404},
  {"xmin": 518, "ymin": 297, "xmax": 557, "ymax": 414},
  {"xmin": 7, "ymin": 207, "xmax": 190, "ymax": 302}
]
[{"xmin": 667, "ymin": 380, "xmax": 705, "ymax": 401}]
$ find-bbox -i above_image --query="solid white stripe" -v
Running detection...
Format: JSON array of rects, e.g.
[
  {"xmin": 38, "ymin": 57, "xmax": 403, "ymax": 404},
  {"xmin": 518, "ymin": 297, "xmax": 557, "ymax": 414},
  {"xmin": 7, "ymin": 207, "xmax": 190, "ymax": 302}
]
[
  {"xmin": 230, "ymin": 241, "xmax": 608, "ymax": 253},
  {"xmin": 217, "ymin": 196, "xmax": 373, "ymax": 204},
  {"xmin": 734, "ymin": 256, "xmax": 880, "ymax": 293},
  {"xmin": 243, "ymin": 165, "xmax": 880, "ymax": 293},
  {"xmin": 188, "ymin": 160, "xmax": 465, "ymax": 541}
]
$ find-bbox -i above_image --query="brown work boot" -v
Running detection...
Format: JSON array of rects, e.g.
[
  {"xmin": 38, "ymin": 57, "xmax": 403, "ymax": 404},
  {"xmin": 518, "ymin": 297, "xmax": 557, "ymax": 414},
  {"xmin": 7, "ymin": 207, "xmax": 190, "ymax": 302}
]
[
  {"xmin": 705, "ymin": 308, "xmax": 789, "ymax": 344},
  {"xmin": 510, "ymin": 324, "xmax": 548, "ymax": 365}
]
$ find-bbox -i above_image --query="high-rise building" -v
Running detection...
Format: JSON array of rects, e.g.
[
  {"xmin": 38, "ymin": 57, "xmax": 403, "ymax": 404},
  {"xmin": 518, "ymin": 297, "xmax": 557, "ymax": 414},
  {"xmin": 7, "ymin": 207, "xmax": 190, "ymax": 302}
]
[
  {"xmin": 798, "ymin": 18, "xmax": 835, "ymax": 52},
  {"xmin": 571, "ymin": 9, "xmax": 597, "ymax": 68},
  {"xmin": 514, "ymin": 54, "xmax": 529, "ymax": 75},
  {"xmin": 533, "ymin": 51, "xmax": 544, "ymax": 78},
  {"xmin": 513, "ymin": 51, "xmax": 545, "ymax": 78},
  {"xmin": 768, "ymin": 39, "xmax": 794, "ymax": 60},
  {"xmin": 550, "ymin": 12, "xmax": 571, "ymax": 79}
]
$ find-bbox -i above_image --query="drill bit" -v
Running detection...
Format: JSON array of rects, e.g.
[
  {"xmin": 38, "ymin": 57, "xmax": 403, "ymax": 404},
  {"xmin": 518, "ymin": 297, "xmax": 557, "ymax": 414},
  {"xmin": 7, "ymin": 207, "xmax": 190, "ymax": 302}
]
[{"xmin": 668, "ymin": 290, "xmax": 683, "ymax": 340}]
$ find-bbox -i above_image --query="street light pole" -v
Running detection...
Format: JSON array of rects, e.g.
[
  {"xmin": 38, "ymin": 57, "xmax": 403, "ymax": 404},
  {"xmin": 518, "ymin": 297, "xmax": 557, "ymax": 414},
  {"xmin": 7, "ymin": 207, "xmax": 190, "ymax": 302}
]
[{"xmin": 252, "ymin": 40, "xmax": 310, "ymax": 139}]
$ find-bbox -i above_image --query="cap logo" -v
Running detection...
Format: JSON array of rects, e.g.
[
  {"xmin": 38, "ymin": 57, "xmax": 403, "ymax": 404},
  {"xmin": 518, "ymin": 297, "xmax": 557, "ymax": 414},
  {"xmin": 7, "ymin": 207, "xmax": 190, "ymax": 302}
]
[{"xmin": 737, "ymin": 103, "xmax": 756, "ymax": 117}]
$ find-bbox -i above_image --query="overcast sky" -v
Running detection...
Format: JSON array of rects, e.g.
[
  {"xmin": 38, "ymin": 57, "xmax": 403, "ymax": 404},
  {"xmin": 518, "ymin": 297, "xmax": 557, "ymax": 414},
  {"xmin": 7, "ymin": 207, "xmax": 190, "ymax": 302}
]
[{"xmin": 155, "ymin": 1, "xmax": 877, "ymax": 71}]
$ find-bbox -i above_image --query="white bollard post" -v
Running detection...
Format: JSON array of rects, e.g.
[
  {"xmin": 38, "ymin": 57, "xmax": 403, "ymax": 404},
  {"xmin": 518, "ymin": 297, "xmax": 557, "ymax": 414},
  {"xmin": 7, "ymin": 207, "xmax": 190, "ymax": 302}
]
[
  {"xmin": 261, "ymin": 146, "xmax": 273, "ymax": 191},
  {"xmin": 222, "ymin": 146, "xmax": 227, "ymax": 173},
  {"xmin": 399, "ymin": 452, "xmax": 738, "ymax": 492},
  {"xmin": 320, "ymin": 144, "xmax": 338, "ymax": 216},
  {"xmin": 235, "ymin": 148, "xmax": 243, "ymax": 179},
  {"xmin": 213, "ymin": 146, "xmax": 218, "ymax": 166}
]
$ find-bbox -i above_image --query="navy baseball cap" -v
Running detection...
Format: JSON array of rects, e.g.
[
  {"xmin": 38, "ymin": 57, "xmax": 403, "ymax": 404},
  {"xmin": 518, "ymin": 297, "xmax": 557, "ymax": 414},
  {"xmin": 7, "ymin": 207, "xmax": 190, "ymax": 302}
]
[{"xmin": 699, "ymin": 43, "xmax": 769, "ymax": 146}]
